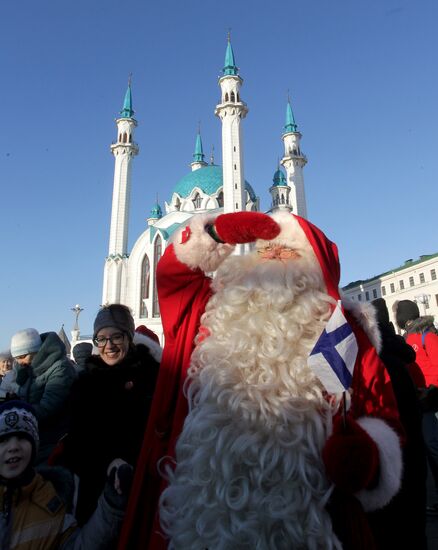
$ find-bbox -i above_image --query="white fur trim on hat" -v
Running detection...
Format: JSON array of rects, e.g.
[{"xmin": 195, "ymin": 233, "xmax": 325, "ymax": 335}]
[
  {"xmin": 172, "ymin": 213, "xmax": 234, "ymax": 273},
  {"xmin": 10, "ymin": 328, "xmax": 42, "ymax": 358},
  {"xmin": 133, "ymin": 332, "xmax": 163, "ymax": 363},
  {"xmin": 355, "ymin": 416, "xmax": 402, "ymax": 511},
  {"xmin": 256, "ymin": 211, "xmax": 315, "ymax": 257}
]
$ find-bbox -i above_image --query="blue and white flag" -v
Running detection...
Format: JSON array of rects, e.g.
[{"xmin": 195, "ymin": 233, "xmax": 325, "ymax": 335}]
[{"xmin": 308, "ymin": 303, "xmax": 358, "ymax": 394}]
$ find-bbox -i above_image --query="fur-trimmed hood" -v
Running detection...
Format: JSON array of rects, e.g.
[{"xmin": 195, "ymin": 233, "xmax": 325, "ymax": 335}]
[
  {"xmin": 341, "ymin": 297, "xmax": 382, "ymax": 354},
  {"xmin": 405, "ymin": 315, "xmax": 436, "ymax": 335}
]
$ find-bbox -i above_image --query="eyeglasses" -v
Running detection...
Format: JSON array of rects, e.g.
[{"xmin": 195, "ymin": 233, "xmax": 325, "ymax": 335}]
[{"xmin": 93, "ymin": 333, "xmax": 125, "ymax": 348}]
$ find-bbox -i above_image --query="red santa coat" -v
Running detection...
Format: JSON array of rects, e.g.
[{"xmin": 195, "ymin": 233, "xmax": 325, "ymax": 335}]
[{"xmin": 119, "ymin": 212, "xmax": 402, "ymax": 549}]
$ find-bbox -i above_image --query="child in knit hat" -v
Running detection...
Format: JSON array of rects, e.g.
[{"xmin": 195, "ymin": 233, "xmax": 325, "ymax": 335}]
[{"xmin": 0, "ymin": 400, "xmax": 133, "ymax": 549}]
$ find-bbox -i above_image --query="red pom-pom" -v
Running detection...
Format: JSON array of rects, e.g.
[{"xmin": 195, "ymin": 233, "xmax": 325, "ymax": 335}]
[
  {"xmin": 322, "ymin": 417, "xmax": 379, "ymax": 493},
  {"xmin": 215, "ymin": 212, "xmax": 281, "ymax": 245}
]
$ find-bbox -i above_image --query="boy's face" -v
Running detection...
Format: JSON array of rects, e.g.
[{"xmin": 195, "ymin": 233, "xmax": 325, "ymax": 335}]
[{"xmin": 0, "ymin": 435, "xmax": 32, "ymax": 479}]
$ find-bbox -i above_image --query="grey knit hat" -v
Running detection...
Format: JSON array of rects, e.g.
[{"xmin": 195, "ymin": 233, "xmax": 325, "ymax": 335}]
[
  {"xmin": 93, "ymin": 304, "xmax": 135, "ymax": 340},
  {"xmin": 10, "ymin": 328, "xmax": 42, "ymax": 358}
]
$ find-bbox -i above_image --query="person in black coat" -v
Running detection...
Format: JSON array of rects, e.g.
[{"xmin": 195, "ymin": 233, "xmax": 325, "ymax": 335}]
[
  {"xmin": 61, "ymin": 304, "xmax": 161, "ymax": 525},
  {"xmin": 368, "ymin": 298, "xmax": 427, "ymax": 549}
]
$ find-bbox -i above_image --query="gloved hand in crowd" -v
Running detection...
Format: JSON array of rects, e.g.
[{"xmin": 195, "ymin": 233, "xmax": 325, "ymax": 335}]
[
  {"xmin": 206, "ymin": 211, "xmax": 281, "ymax": 245},
  {"xmin": 104, "ymin": 458, "xmax": 134, "ymax": 510},
  {"xmin": 322, "ymin": 416, "xmax": 379, "ymax": 493}
]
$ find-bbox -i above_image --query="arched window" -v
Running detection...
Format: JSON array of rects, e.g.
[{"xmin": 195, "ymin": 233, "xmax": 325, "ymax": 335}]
[
  {"xmin": 217, "ymin": 191, "xmax": 224, "ymax": 207},
  {"xmin": 225, "ymin": 93, "xmax": 229, "ymax": 102},
  {"xmin": 193, "ymin": 193, "xmax": 202, "ymax": 209},
  {"xmin": 128, "ymin": 134, "xmax": 132, "ymax": 143},
  {"xmin": 139, "ymin": 254, "xmax": 150, "ymax": 317},
  {"xmin": 237, "ymin": 92, "xmax": 240, "ymax": 102},
  {"xmin": 123, "ymin": 133, "xmax": 127, "ymax": 143},
  {"xmin": 119, "ymin": 134, "xmax": 122, "ymax": 142},
  {"xmin": 230, "ymin": 91, "xmax": 235, "ymax": 102},
  {"xmin": 152, "ymin": 235, "xmax": 162, "ymax": 317},
  {"xmin": 174, "ymin": 197, "xmax": 181, "ymax": 211},
  {"xmin": 281, "ymin": 194, "xmax": 285, "ymax": 204}
]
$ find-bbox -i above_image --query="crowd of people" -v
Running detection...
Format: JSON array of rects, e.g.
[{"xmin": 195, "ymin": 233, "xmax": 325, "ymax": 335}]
[{"xmin": 0, "ymin": 210, "xmax": 437, "ymax": 549}]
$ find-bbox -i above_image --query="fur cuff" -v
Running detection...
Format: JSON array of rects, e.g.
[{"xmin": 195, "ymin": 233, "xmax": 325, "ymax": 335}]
[
  {"xmin": 355, "ymin": 416, "xmax": 402, "ymax": 511},
  {"xmin": 342, "ymin": 297, "xmax": 382, "ymax": 354},
  {"xmin": 171, "ymin": 213, "xmax": 234, "ymax": 273}
]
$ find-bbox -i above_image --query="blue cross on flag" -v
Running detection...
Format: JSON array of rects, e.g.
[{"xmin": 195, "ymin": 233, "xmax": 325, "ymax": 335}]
[{"xmin": 308, "ymin": 303, "xmax": 358, "ymax": 394}]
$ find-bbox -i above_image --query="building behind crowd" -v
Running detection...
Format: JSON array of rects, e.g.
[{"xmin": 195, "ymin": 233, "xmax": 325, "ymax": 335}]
[{"xmin": 342, "ymin": 253, "xmax": 438, "ymax": 330}]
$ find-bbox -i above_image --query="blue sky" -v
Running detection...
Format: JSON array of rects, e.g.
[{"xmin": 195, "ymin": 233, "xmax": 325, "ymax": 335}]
[{"xmin": 0, "ymin": 0, "xmax": 437, "ymax": 349}]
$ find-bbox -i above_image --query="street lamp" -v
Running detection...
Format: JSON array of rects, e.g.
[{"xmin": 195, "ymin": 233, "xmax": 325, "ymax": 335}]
[{"xmin": 71, "ymin": 304, "xmax": 84, "ymax": 331}]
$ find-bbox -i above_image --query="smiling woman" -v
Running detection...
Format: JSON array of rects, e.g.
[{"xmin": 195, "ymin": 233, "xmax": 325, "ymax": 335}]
[{"xmin": 57, "ymin": 304, "xmax": 161, "ymax": 525}]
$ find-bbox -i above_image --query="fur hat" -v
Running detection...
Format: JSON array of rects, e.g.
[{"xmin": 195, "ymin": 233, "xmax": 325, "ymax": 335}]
[
  {"xmin": 10, "ymin": 328, "xmax": 42, "ymax": 358},
  {"xmin": 396, "ymin": 300, "xmax": 420, "ymax": 330},
  {"xmin": 93, "ymin": 304, "xmax": 135, "ymax": 340},
  {"xmin": 0, "ymin": 400, "xmax": 39, "ymax": 459}
]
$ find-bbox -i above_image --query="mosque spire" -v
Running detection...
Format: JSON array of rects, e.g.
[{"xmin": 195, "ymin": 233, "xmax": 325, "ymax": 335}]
[
  {"xmin": 120, "ymin": 75, "xmax": 134, "ymax": 119},
  {"xmin": 223, "ymin": 31, "xmax": 238, "ymax": 76},
  {"xmin": 192, "ymin": 123, "xmax": 205, "ymax": 163},
  {"xmin": 284, "ymin": 96, "xmax": 298, "ymax": 134},
  {"xmin": 190, "ymin": 124, "xmax": 207, "ymax": 171}
]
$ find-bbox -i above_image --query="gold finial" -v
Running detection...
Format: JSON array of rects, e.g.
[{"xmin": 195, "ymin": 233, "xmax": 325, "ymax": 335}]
[
  {"xmin": 197, "ymin": 120, "xmax": 201, "ymax": 134},
  {"xmin": 227, "ymin": 28, "xmax": 231, "ymax": 42},
  {"xmin": 287, "ymin": 88, "xmax": 291, "ymax": 103},
  {"xmin": 128, "ymin": 73, "xmax": 133, "ymax": 87},
  {"xmin": 210, "ymin": 145, "xmax": 215, "ymax": 165}
]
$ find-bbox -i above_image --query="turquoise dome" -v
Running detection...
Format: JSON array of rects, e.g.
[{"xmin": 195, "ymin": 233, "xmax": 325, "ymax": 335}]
[
  {"xmin": 172, "ymin": 165, "xmax": 257, "ymax": 201},
  {"xmin": 150, "ymin": 203, "xmax": 162, "ymax": 218},
  {"xmin": 272, "ymin": 168, "xmax": 287, "ymax": 187}
]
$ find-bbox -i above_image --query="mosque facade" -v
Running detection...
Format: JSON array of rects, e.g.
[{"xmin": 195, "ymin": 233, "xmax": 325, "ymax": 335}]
[{"xmin": 102, "ymin": 40, "xmax": 308, "ymax": 341}]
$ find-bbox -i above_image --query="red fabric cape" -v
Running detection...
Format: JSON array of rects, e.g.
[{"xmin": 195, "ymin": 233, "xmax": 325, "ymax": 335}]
[{"xmin": 118, "ymin": 244, "xmax": 212, "ymax": 549}]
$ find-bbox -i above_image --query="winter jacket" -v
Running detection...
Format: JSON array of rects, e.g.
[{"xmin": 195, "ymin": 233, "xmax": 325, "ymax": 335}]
[
  {"xmin": 405, "ymin": 316, "xmax": 438, "ymax": 386},
  {"xmin": 15, "ymin": 332, "xmax": 77, "ymax": 462},
  {"xmin": 61, "ymin": 342, "xmax": 159, "ymax": 524},
  {"xmin": 367, "ymin": 320, "xmax": 427, "ymax": 549},
  {"xmin": 0, "ymin": 469, "xmax": 124, "ymax": 549}
]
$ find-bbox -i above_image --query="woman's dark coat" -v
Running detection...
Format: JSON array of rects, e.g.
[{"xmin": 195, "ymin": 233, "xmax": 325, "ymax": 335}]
[{"xmin": 62, "ymin": 343, "xmax": 159, "ymax": 524}]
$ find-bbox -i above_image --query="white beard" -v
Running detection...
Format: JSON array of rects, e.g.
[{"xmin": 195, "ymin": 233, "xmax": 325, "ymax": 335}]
[{"xmin": 160, "ymin": 254, "xmax": 342, "ymax": 549}]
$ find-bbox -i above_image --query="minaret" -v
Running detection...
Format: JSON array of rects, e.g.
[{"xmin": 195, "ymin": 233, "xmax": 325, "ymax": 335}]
[
  {"xmin": 214, "ymin": 36, "xmax": 248, "ymax": 213},
  {"xmin": 190, "ymin": 128, "xmax": 207, "ymax": 171},
  {"xmin": 269, "ymin": 165, "xmax": 292, "ymax": 212},
  {"xmin": 102, "ymin": 81, "xmax": 139, "ymax": 305},
  {"xmin": 280, "ymin": 99, "xmax": 308, "ymax": 217}
]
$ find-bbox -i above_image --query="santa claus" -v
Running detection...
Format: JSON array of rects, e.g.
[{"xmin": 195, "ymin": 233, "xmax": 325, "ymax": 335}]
[{"xmin": 120, "ymin": 211, "xmax": 402, "ymax": 549}]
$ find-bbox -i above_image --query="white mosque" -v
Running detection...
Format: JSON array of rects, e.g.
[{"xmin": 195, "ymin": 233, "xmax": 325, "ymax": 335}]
[{"xmin": 101, "ymin": 39, "xmax": 308, "ymax": 341}]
